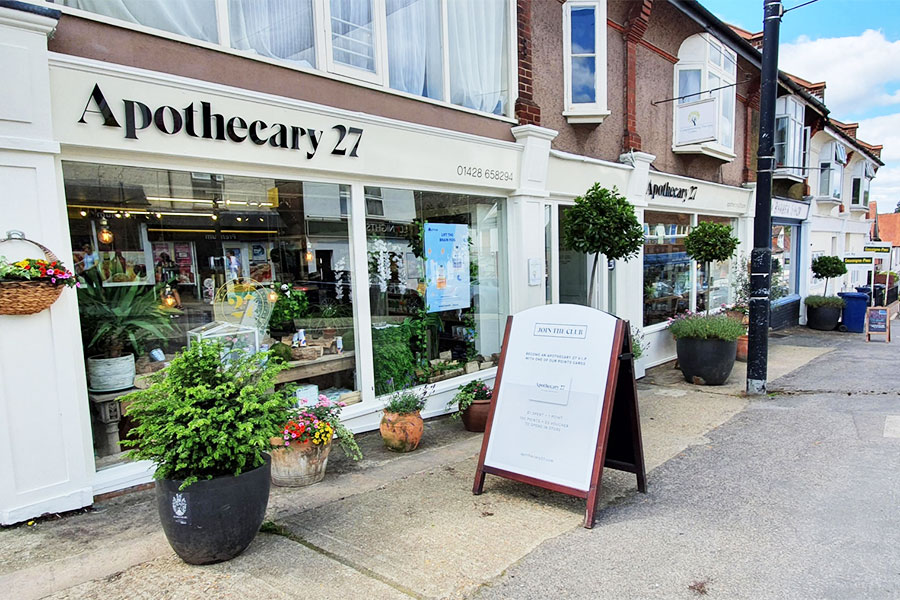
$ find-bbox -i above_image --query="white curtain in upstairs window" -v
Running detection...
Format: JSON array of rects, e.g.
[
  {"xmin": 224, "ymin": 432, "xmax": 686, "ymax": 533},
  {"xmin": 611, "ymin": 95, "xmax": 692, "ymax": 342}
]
[
  {"xmin": 448, "ymin": 0, "xmax": 508, "ymax": 115},
  {"xmin": 386, "ymin": 0, "xmax": 443, "ymax": 99},
  {"xmin": 331, "ymin": 0, "xmax": 376, "ymax": 73},
  {"xmin": 57, "ymin": 0, "xmax": 218, "ymax": 42},
  {"xmin": 229, "ymin": 0, "xmax": 316, "ymax": 68}
]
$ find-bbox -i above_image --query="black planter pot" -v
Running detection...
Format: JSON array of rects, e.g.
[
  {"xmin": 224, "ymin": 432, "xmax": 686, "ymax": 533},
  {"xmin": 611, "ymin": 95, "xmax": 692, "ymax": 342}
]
[
  {"xmin": 155, "ymin": 454, "xmax": 271, "ymax": 565},
  {"xmin": 675, "ymin": 338, "xmax": 737, "ymax": 386},
  {"xmin": 806, "ymin": 305, "xmax": 841, "ymax": 331}
]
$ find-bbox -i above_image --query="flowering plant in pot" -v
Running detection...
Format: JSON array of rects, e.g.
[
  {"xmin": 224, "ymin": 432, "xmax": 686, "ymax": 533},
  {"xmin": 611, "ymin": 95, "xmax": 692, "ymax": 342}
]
[
  {"xmin": 121, "ymin": 339, "xmax": 294, "ymax": 565},
  {"xmin": 0, "ymin": 254, "xmax": 78, "ymax": 315},
  {"xmin": 447, "ymin": 379, "xmax": 493, "ymax": 432},
  {"xmin": 380, "ymin": 382, "xmax": 433, "ymax": 452},
  {"xmin": 270, "ymin": 395, "xmax": 362, "ymax": 487}
]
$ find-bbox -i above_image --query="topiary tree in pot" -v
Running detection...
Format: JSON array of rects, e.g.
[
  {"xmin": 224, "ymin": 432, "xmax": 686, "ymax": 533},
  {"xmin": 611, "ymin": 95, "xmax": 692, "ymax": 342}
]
[
  {"xmin": 671, "ymin": 222, "xmax": 740, "ymax": 385},
  {"xmin": 562, "ymin": 184, "xmax": 644, "ymax": 305},
  {"xmin": 121, "ymin": 339, "xmax": 295, "ymax": 565},
  {"xmin": 805, "ymin": 255, "xmax": 848, "ymax": 331}
]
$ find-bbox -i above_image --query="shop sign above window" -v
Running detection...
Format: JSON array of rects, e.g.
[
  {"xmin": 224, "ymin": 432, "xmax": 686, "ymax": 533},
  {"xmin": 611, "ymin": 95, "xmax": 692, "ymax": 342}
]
[
  {"xmin": 78, "ymin": 84, "xmax": 364, "ymax": 160},
  {"xmin": 646, "ymin": 180, "xmax": 699, "ymax": 202},
  {"xmin": 674, "ymin": 98, "xmax": 717, "ymax": 146}
]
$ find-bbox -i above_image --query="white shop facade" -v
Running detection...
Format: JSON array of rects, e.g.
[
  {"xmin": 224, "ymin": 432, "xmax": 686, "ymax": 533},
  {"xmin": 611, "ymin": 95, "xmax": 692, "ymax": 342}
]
[{"xmin": 1, "ymin": 7, "xmax": 546, "ymax": 522}]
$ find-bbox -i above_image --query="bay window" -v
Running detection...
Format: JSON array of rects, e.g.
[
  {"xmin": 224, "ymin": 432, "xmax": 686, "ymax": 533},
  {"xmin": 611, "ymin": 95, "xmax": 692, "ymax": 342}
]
[
  {"xmin": 850, "ymin": 160, "xmax": 874, "ymax": 208},
  {"xmin": 562, "ymin": 0, "xmax": 608, "ymax": 123},
  {"xmin": 673, "ymin": 34, "xmax": 737, "ymax": 159},
  {"xmin": 774, "ymin": 96, "xmax": 806, "ymax": 179},
  {"xmin": 51, "ymin": 0, "xmax": 511, "ymax": 117},
  {"xmin": 818, "ymin": 141, "xmax": 848, "ymax": 200}
]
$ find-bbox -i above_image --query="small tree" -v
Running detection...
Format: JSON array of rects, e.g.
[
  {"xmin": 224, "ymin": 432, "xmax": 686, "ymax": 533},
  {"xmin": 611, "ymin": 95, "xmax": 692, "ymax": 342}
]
[
  {"xmin": 684, "ymin": 221, "xmax": 739, "ymax": 315},
  {"xmin": 562, "ymin": 184, "xmax": 644, "ymax": 304},
  {"xmin": 811, "ymin": 255, "xmax": 847, "ymax": 295}
]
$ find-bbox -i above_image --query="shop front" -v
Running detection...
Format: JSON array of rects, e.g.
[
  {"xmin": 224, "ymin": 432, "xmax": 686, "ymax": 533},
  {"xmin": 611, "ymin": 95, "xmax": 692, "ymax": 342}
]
[
  {"xmin": 770, "ymin": 197, "xmax": 811, "ymax": 329},
  {"xmin": 1, "ymin": 40, "xmax": 523, "ymax": 521}
]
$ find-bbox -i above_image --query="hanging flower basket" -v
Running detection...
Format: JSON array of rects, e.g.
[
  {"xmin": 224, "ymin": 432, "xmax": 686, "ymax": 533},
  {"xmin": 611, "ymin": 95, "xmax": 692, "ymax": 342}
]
[{"xmin": 0, "ymin": 231, "xmax": 77, "ymax": 315}]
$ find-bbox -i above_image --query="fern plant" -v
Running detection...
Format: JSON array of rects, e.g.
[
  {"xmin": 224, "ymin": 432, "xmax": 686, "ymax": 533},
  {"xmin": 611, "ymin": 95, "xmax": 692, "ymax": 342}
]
[{"xmin": 121, "ymin": 340, "xmax": 294, "ymax": 489}]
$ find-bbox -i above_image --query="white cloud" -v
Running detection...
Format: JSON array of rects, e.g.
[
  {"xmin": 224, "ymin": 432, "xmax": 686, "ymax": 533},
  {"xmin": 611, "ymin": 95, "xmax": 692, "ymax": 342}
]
[
  {"xmin": 858, "ymin": 114, "xmax": 900, "ymax": 212},
  {"xmin": 780, "ymin": 29, "xmax": 900, "ymax": 118}
]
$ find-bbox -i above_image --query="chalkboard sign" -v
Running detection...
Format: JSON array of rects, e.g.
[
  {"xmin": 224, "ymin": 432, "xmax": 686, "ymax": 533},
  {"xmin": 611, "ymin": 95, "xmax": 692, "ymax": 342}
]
[
  {"xmin": 866, "ymin": 307, "xmax": 891, "ymax": 342},
  {"xmin": 473, "ymin": 304, "xmax": 646, "ymax": 528}
]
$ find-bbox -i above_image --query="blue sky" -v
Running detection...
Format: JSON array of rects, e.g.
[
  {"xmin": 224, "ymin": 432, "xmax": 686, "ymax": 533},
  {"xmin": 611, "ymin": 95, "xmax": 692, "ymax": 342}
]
[{"xmin": 701, "ymin": 0, "xmax": 900, "ymax": 212}]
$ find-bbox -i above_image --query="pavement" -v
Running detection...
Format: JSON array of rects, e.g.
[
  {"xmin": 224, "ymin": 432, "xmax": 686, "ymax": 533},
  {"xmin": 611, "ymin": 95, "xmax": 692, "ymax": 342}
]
[{"xmin": 3, "ymin": 328, "xmax": 895, "ymax": 599}]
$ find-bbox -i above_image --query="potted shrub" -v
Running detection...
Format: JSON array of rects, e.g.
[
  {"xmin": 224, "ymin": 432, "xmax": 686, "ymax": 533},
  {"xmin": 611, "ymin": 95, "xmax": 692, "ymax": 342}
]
[
  {"xmin": 268, "ymin": 282, "xmax": 309, "ymax": 337},
  {"xmin": 630, "ymin": 325, "xmax": 649, "ymax": 378},
  {"xmin": 671, "ymin": 222, "xmax": 741, "ymax": 385},
  {"xmin": 0, "ymin": 248, "xmax": 78, "ymax": 315},
  {"xmin": 669, "ymin": 313, "xmax": 746, "ymax": 385},
  {"xmin": 380, "ymin": 384, "xmax": 433, "ymax": 452},
  {"xmin": 806, "ymin": 255, "xmax": 848, "ymax": 330},
  {"xmin": 447, "ymin": 379, "xmax": 493, "ymax": 432},
  {"xmin": 562, "ymin": 184, "xmax": 644, "ymax": 304},
  {"xmin": 121, "ymin": 340, "xmax": 294, "ymax": 565},
  {"xmin": 78, "ymin": 268, "xmax": 176, "ymax": 392},
  {"xmin": 270, "ymin": 394, "xmax": 362, "ymax": 487}
]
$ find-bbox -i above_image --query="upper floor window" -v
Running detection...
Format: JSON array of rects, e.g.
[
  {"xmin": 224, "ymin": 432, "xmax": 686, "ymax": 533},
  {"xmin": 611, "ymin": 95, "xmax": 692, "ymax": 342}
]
[
  {"xmin": 818, "ymin": 141, "xmax": 848, "ymax": 200},
  {"xmin": 850, "ymin": 160, "xmax": 875, "ymax": 207},
  {"xmin": 774, "ymin": 95, "xmax": 808, "ymax": 179},
  {"xmin": 673, "ymin": 34, "xmax": 737, "ymax": 159},
  {"xmin": 562, "ymin": 0, "xmax": 608, "ymax": 124},
  {"xmin": 50, "ymin": 0, "xmax": 510, "ymax": 117}
]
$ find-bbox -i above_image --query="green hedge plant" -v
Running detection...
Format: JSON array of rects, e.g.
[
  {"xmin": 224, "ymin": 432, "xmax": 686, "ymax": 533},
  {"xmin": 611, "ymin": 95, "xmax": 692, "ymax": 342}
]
[
  {"xmin": 667, "ymin": 313, "xmax": 746, "ymax": 342},
  {"xmin": 121, "ymin": 339, "xmax": 294, "ymax": 489},
  {"xmin": 803, "ymin": 295, "xmax": 845, "ymax": 309}
]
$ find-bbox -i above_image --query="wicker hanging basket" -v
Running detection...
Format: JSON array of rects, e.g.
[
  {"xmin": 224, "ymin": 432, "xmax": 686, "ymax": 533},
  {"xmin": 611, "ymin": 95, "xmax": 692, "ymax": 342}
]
[{"xmin": 0, "ymin": 232, "xmax": 66, "ymax": 315}]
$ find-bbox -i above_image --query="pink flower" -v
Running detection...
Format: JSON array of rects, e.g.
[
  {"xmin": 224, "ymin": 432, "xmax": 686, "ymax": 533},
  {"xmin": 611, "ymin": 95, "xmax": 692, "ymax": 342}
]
[{"xmin": 285, "ymin": 441, "xmax": 290, "ymax": 446}]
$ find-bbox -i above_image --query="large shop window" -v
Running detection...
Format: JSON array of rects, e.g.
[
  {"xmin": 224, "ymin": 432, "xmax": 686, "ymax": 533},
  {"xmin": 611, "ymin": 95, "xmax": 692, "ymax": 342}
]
[
  {"xmin": 365, "ymin": 188, "xmax": 508, "ymax": 395},
  {"xmin": 673, "ymin": 33, "xmax": 737, "ymax": 156},
  {"xmin": 772, "ymin": 224, "xmax": 797, "ymax": 298},
  {"xmin": 562, "ymin": 0, "xmax": 608, "ymax": 123},
  {"xmin": 643, "ymin": 212, "xmax": 735, "ymax": 326},
  {"xmin": 64, "ymin": 162, "xmax": 359, "ymax": 465},
  {"xmin": 53, "ymin": 0, "xmax": 509, "ymax": 116}
]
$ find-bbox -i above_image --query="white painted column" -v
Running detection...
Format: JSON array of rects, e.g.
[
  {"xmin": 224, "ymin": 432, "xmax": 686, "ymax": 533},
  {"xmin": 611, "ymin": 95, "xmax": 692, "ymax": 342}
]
[
  {"xmin": 616, "ymin": 151, "xmax": 654, "ymax": 328},
  {"xmin": 0, "ymin": 6, "xmax": 96, "ymax": 524},
  {"xmin": 509, "ymin": 125, "xmax": 557, "ymax": 314},
  {"xmin": 798, "ymin": 219, "xmax": 813, "ymax": 323}
]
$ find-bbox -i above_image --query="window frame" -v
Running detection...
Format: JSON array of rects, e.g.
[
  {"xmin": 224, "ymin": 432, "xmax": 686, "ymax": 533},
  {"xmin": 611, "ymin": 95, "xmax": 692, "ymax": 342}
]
[
  {"xmin": 672, "ymin": 33, "xmax": 738, "ymax": 160},
  {"xmin": 562, "ymin": 0, "xmax": 609, "ymax": 124},
  {"xmin": 850, "ymin": 160, "xmax": 873, "ymax": 208},
  {"xmin": 774, "ymin": 95, "xmax": 806, "ymax": 180},
  {"xmin": 818, "ymin": 141, "xmax": 847, "ymax": 201}
]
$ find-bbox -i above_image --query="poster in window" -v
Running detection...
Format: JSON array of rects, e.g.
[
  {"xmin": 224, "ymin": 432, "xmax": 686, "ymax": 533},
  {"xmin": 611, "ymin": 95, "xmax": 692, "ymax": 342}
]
[
  {"xmin": 675, "ymin": 98, "xmax": 717, "ymax": 146},
  {"xmin": 424, "ymin": 223, "xmax": 470, "ymax": 313}
]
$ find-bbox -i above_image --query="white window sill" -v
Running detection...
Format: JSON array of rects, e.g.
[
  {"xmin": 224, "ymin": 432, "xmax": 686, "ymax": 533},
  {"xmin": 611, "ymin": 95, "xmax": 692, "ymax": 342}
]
[
  {"xmin": 563, "ymin": 110, "xmax": 611, "ymax": 125},
  {"xmin": 773, "ymin": 170, "xmax": 805, "ymax": 182},
  {"xmin": 671, "ymin": 143, "xmax": 736, "ymax": 162},
  {"xmin": 849, "ymin": 205, "xmax": 869, "ymax": 213},
  {"xmin": 814, "ymin": 196, "xmax": 841, "ymax": 205}
]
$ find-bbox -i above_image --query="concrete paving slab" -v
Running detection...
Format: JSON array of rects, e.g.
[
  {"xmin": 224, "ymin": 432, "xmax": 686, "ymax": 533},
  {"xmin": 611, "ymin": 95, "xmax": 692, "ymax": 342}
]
[
  {"xmin": 44, "ymin": 534, "xmax": 411, "ymax": 600},
  {"xmin": 882, "ymin": 415, "xmax": 900, "ymax": 438}
]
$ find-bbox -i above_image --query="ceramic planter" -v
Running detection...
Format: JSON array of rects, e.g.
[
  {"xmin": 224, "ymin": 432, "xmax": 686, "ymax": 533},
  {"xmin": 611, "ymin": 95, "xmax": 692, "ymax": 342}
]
[
  {"xmin": 806, "ymin": 305, "xmax": 841, "ymax": 331},
  {"xmin": 460, "ymin": 399, "xmax": 491, "ymax": 432},
  {"xmin": 675, "ymin": 338, "xmax": 737, "ymax": 385},
  {"xmin": 269, "ymin": 436, "xmax": 332, "ymax": 487},
  {"xmin": 155, "ymin": 454, "xmax": 271, "ymax": 565},
  {"xmin": 735, "ymin": 334, "xmax": 749, "ymax": 362},
  {"xmin": 380, "ymin": 410, "xmax": 423, "ymax": 452},
  {"xmin": 87, "ymin": 353, "xmax": 136, "ymax": 392}
]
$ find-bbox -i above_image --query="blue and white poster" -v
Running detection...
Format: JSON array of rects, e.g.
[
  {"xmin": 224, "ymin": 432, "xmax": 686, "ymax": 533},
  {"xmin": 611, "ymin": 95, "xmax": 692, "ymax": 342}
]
[{"xmin": 424, "ymin": 223, "xmax": 470, "ymax": 313}]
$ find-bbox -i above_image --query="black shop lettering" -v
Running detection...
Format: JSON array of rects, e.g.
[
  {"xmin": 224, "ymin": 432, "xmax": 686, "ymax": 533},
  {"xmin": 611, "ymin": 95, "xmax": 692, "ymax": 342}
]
[
  {"xmin": 646, "ymin": 181, "xmax": 698, "ymax": 202},
  {"xmin": 78, "ymin": 84, "xmax": 363, "ymax": 159}
]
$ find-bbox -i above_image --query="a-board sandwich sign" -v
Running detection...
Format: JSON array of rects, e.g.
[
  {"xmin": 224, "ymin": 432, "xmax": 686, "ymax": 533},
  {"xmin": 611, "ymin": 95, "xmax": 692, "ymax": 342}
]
[
  {"xmin": 866, "ymin": 307, "xmax": 891, "ymax": 342},
  {"xmin": 473, "ymin": 304, "xmax": 647, "ymax": 528}
]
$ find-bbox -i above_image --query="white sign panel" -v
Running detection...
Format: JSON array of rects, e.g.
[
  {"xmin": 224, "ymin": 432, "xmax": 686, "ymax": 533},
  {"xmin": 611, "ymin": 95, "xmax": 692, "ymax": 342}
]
[
  {"xmin": 772, "ymin": 198, "xmax": 810, "ymax": 221},
  {"xmin": 484, "ymin": 304, "xmax": 618, "ymax": 491},
  {"xmin": 675, "ymin": 98, "xmax": 717, "ymax": 146},
  {"xmin": 424, "ymin": 223, "xmax": 470, "ymax": 312},
  {"xmin": 843, "ymin": 254, "xmax": 874, "ymax": 269},
  {"xmin": 864, "ymin": 242, "xmax": 892, "ymax": 256}
]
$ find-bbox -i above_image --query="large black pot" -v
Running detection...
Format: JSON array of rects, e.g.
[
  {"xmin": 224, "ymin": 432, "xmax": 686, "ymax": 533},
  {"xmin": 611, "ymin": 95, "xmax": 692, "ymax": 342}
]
[
  {"xmin": 675, "ymin": 338, "xmax": 737, "ymax": 386},
  {"xmin": 806, "ymin": 305, "xmax": 841, "ymax": 331},
  {"xmin": 155, "ymin": 454, "xmax": 271, "ymax": 565}
]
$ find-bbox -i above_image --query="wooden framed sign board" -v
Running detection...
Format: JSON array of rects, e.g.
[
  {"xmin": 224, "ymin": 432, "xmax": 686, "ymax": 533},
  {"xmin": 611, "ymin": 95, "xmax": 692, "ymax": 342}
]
[
  {"xmin": 473, "ymin": 304, "xmax": 647, "ymax": 528},
  {"xmin": 866, "ymin": 307, "xmax": 891, "ymax": 342}
]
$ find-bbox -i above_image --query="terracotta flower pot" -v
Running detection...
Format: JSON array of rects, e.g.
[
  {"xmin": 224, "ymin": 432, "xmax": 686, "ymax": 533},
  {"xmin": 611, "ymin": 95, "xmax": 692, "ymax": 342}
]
[
  {"xmin": 735, "ymin": 334, "xmax": 749, "ymax": 362},
  {"xmin": 269, "ymin": 436, "xmax": 332, "ymax": 487},
  {"xmin": 461, "ymin": 399, "xmax": 491, "ymax": 432},
  {"xmin": 380, "ymin": 410, "xmax": 423, "ymax": 452}
]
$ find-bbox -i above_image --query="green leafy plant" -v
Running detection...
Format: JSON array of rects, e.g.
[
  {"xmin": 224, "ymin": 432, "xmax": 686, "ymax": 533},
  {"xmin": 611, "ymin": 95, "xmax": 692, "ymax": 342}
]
[
  {"xmin": 667, "ymin": 312, "xmax": 746, "ymax": 342},
  {"xmin": 811, "ymin": 255, "xmax": 847, "ymax": 295},
  {"xmin": 384, "ymin": 383, "xmax": 433, "ymax": 415},
  {"xmin": 446, "ymin": 379, "xmax": 492, "ymax": 419},
  {"xmin": 121, "ymin": 340, "xmax": 294, "ymax": 489},
  {"xmin": 684, "ymin": 222, "xmax": 739, "ymax": 315},
  {"xmin": 269, "ymin": 283, "xmax": 309, "ymax": 332},
  {"xmin": 372, "ymin": 323, "xmax": 417, "ymax": 396},
  {"xmin": 803, "ymin": 295, "xmax": 845, "ymax": 309},
  {"xmin": 77, "ymin": 268, "xmax": 176, "ymax": 358},
  {"xmin": 277, "ymin": 394, "xmax": 362, "ymax": 461},
  {"xmin": 630, "ymin": 325, "xmax": 648, "ymax": 360},
  {"xmin": 562, "ymin": 184, "xmax": 643, "ymax": 304}
]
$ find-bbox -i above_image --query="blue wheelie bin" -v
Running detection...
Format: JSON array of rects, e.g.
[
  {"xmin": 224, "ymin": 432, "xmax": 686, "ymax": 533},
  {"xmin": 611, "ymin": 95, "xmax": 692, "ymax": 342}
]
[{"xmin": 838, "ymin": 292, "xmax": 868, "ymax": 333}]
